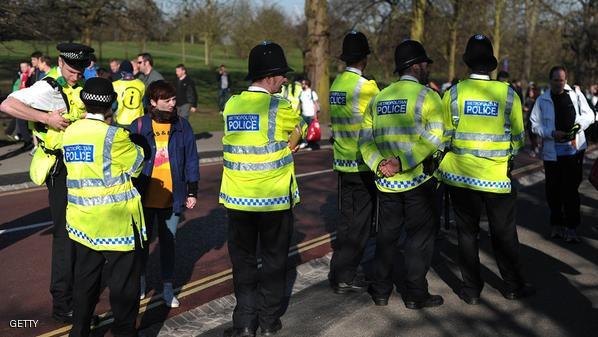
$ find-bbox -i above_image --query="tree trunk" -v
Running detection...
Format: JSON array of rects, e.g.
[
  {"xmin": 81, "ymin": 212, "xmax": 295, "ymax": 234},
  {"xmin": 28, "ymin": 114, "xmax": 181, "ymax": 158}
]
[
  {"xmin": 448, "ymin": 0, "xmax": 460, "ymax": 82},
  {"xmin": 83, "ymin": 25, "xmax": 92, "ymax": 47},
  {"xmin": 182, "ymin": 34, "xmax": 186, "ymax": 64},
  {"xmin": 410, "ymin": 0, "xmax": 426, "ymax": 42},
  {"xmin": 305, "ymin": 0, "xmax": 330, "ymax": 122},
  {"xmin": 492, "ymin": 0, "xmax": 504, "ymax": 79},
  {"xmin": 523, "ymin": 0, "xmax": 538, "ymax": 84},
  {"xmin": 204, "ymin": 32, "xmax": 210, "ymax": 66}
]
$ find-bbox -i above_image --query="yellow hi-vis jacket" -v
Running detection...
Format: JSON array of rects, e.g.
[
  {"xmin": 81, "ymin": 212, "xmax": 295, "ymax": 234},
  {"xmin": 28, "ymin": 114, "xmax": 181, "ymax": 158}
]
[
  {"xmin": 113, "ymin": 78, "xmax": 146, "ymax": 126},
  {"xmin": 280, "ymin": 81, "xmax": 302, "ymax": 115},
  {"xmin": 62, "ymin": 117, "xmax": 146, "ymax": 251},
  {"xmin": 330, "ymin": 68, "xmax": 379, "ymax": 172},
  {"xmin": 437, "ymin": 75, "xmax": 524, "ymax": 193},
  {"xmin": 219, "ymin": 89, "xmax": 308, "ymax": 212},
  {"xmin": 359, "ymin": 76, "xmax": 445, "ymax": 192}
]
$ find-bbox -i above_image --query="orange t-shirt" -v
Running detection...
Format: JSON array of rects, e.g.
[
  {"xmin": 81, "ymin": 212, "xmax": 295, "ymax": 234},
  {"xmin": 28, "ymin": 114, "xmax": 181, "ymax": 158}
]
[{"xmin": 144, "ymin": 121, "xmax": 173, "ymax": 208}]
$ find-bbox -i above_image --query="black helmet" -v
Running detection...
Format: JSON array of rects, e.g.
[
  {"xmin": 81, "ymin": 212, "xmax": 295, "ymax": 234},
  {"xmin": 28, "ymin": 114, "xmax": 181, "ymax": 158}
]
[
  {"xmin": 339, "ymin": 31, "xmax": 370, "ymax": 63},
  {"xmin": 245, "ymin": 41, "xmax": 293, "ymax": 81},
  {"xmin": 394, "ymin": 40, "xmax": 433, "ymax": 73},
  {"xmin": 56, "ymin": 42, "xmax": 95, "ymax": 72},
  {"xmin": 80, "ymin": 77, "xmax": 116, "ymax": 109},
  {"xmin": 462, "ymin": 34, "xmax": 497, "ymax": 72}
]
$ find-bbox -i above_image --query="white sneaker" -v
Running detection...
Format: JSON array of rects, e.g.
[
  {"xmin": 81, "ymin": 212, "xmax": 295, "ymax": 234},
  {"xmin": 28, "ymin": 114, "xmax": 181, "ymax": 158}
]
[
  {"xmin": 163, "ymin": 282, "xmax": 180, "ymax": 308},
  {"xmin": 299, "ymin": 142, "xmax": 307, "ymax": 149},
  {"xmin": 140, "ymin": 275, "xmax": 146, "ymax": 300}
]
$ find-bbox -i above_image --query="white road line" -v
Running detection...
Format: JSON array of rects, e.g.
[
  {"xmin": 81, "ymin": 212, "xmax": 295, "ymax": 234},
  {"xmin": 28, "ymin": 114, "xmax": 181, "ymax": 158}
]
[{"xmin": 0, "ymin": 221, "xmax": 52, "ymax": 235}]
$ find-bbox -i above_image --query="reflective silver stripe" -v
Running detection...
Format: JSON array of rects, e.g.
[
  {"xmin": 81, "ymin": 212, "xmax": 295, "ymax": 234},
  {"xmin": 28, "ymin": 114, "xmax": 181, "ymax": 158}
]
[
  {"xmin": 68, "ymin": 188, "xmax": 139, "ymax": 206},
  {"xmin": 223, "ymin": 142, "xmax": 287, "ymax": 155},
  {"xmin": 223, "ymin": 153, "xmax": 293, "ymax": 171},
  {"xmin": 67, "ymin": 175, "xmax": 128, "ymax": 188},
  {"xmin": 375, "ymin": 126, "xmax": 418, "ymax": 137},
  {"xmin": 504, "ymin": 87, "xmax": 514, "ymax": 132},
  {"xmin": 352, "ymin": 77, "xmax": 366, "ymax": 114},
  {"xmin": 443, "ymin": 130, "xmax": 455, "ymax": 138},
  {"xmin": 422, "ymin": 131, "xmax": 442, "ymax": 146},
  {"xmin": 367, "ymin": 153, "xmax": 383, "ymax": 169},
  {"xmin": 413, "ymin": 87, "xmax": 429, "ymax": 131},
  {"xmin": 454, "ymin": 132, "xmax": 511, "ymax": 142},
  {"xmin": 333, "ymin": 130, "xmax": 360, "ymax": 138},
  {"xmin": 377, "ymin": 141, "xmax": 413, "ymax": 152},
  {"xmin": 129, "ymin": 144, "xmax": 144, "ymax": 176},
  {"xmin": 268, "ymin": 96, "xmax": 280, "ymax": 142},
  {"xmin": 452, "ymin": 147, "xmax": 509, "ymax": 157},
  {"xmin": 358, "ymin": 128, "xmax": 373, "ymax": 147},
  {"xmin": 331, "ymin": 116, "xmax": 362, "ymax": 125},
  {"xmin": 103, "ymin": 126, "xmax": 118, "ymax": 181},
  {"xmin": 299, "ymin": 118, "xmax": 307, "ymax": 129},
  {"xmin": 450, "ymin": 85, "xmax": 459, "ymax": 127},
  {"xmin": 512, "ymin": 132, "xmax": 524, "ymax": 142},
  {"xmin": 426, "ymin": 122, "xmax": 444, "ymax": 131}
]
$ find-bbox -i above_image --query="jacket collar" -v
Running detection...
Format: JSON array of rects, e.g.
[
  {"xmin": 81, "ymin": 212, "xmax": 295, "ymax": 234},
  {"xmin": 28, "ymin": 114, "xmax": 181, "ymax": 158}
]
[
  {"xmin": 346, "ymin": 67, "xmax": 363, "ymax": 76},
  {"xmin": 142, "ymin": 114, "xmax": 183, "ymax": 134}
]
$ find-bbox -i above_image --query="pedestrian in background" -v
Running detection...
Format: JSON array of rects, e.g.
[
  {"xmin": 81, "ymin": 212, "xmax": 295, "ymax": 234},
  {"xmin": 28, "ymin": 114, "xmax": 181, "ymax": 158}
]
[
  {"xmin": 112, "ymin": 60, "xmax": 146, "ymax": 126},
  {"xmin": 530, "ymin": 66, "xmax": 595, "ymax": 242},
  {"xmin": 328, "ymin": 31, "xmax": 379, "ymax": 295},
  {"xmin": 83, "ymin": 54, "xmax": 98, "ymax": 79},
  {"xmin": 129, "ymin": 80, "xmax": 199, "ymax": 308},
  {"xmin": 299, "ymin": 78, "xmax": 319, "ymax": 149},
  {"xmin": 219, "ymin": 41, "xmax": 306, "ymax": 337},
  {"xmin": 109, "ymin": 58, "xmax": 121, "ymax": 81},
  {"xmin": 175, "ymin": 64, "xmax": 198, "ymax": 119},
  {"xmin": 438, "ymin": 34, "xmax": 534, "ymax": 305},
  {"xmin": 217, "ymin": 64, "xmax": 231, "ymax": 113},
  {"xmin": 137, "ymin": 52, "xmax": 164, "ymax": 88}
]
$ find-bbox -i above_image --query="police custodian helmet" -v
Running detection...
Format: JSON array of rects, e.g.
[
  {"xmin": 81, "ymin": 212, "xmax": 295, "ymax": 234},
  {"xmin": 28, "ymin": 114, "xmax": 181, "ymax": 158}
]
[
  {"xmin": 339, "ymin": 31, "xmax": 371, "ymax": 63},
  {"xmin": 80, "ymin": 77, "xmax": 117, "ymax": 109},
  {"xmin": 245, "ymin": 41, "xmax": 293, "ymax": 81},
  {"xmin": 56, "ymin": 43, "xmax": 94, "ymax": 72},
  {"xmin": 462, "ymin": 34, "xmax": 498, "ymax": 72},
  {"xmin": 394, "ymin": 40, "xmax": 433, "ymax": 73}
]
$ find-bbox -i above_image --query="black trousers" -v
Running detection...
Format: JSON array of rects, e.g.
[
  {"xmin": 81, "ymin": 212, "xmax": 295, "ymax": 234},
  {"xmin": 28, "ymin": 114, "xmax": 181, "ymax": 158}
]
[
  {"xmin": 448, "ymin": 185, "xmax": 525, "ymax": 297},
  {"xmin": 70, "ymin": 241, "xmax": 141, "ymax": 337},
  {"xmin": 370, "ymin": 179, "xmax": 438, "ymax": 302},
  {"xmin": 330, "ymin": 171, "xmax": 376, "ymax": 284},
  {"xmin": 227, "ymin": 208, "xmax": 293, "ymax": 330},
  {"xmin": 47, "ymin": 160, "xmax": 75, "ymax": 314},
  {"xmin": 544, "ymin": 150, "xmax": 585, "ymax": 229}
]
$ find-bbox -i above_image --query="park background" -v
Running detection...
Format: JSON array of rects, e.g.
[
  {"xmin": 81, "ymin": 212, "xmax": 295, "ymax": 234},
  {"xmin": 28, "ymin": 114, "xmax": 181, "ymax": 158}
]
[{"xmin": 1, "ymin": 0, "xmax": 597, "ymax": 134}]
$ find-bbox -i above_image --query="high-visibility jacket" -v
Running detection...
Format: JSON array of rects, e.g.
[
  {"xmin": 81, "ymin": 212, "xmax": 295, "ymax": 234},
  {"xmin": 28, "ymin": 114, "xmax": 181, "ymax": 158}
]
[
  {"xmin": 42, "ymin": 67, "xmax": 60, "ymax": 80},
  {"xmin": 330, "ymin": 69, "xmax": 379, "ymax": 172},
  {"xmin": 359, "ymin": 77, "xmax": 444, "ymax": 193},
  {"xmin": 437, "ymin": 76, "xmax": 524, "ymax": 193},
  {"xmin": 62, "ymin": 117, "xmax": 146, "ymax": 251},
  {"xmin": 280, "ymin": 82, "xmax": 302, "ymax": 115},
  {"xmin": 113, "ymin": 78, "xmax": 146, "ymax": 126},
  {"xmin": 219, "ymin": 90, "xmax": 307, "ymax": 212}
]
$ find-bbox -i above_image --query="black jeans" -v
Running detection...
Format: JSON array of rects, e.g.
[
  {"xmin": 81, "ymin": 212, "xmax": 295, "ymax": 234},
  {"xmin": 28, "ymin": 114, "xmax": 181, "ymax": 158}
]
[
  {"xmin": 370, "ymin": 179, "xmax": 438, "ymax": 302},
  {"xmin": 448, "ymin": 185, "xmax": 525, "ymax": 297},
  {"xmin": 544, "ymin": 150, "xmax": 585, "ymax": 229},
  {"xmin": 70, "ymin": 241, "xmax": 141, "ymax": 337},
  {"xmin": 47, "ymin": 160, "xmax": 75, "ymax": 314},
  {"xmin": 227, "ymin": 208, "xmax": 294, "ymax": 330},
  {"xmin": 330, "ymin": 171, "xmax": 376, "ymax": 283}
]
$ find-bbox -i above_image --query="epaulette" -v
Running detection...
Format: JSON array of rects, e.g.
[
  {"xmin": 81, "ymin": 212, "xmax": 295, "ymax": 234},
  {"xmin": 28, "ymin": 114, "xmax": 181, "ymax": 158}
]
[{"xmin": 43, "ymin": 77, "xmax": 60, "ymax": 90}]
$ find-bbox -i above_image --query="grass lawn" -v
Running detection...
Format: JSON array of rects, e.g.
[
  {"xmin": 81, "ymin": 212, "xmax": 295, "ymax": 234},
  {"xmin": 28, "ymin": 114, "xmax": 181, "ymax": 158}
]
[{"xmin": 0, "ymin": 40, "xmax": 304, "ymax": 135}]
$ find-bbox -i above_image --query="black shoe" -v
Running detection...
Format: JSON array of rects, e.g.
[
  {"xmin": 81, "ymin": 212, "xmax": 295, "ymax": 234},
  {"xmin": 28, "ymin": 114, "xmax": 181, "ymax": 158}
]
[
  {"xmin": 404, "ymin": 294, "xmax": 444, "ymax": 310},
  {"xmin": 223, "ymin": 327, "xmax": 256, "ymax": 337},
  {"xmin": 52, "ymin": 310, "xmax": 73, "ymax": 324},
  {"xmin": 333, "ymin": 280, "xmax": 367, "ymax": 294},
  {"xmin": 261, "ymin": 319, "xmax": 282, "ymax": 336},
  {"xmin": 458, "ymin": 289, "xmax": 480, "ymax": 305},
  {"xmin": 367, "ymin": 287, "xmax": 389, "ymax": 306},
  {"xmin": 503, "ymin": 284, "xmax": 536, "ymax": 300},
  {"xmin": 90, "ymin": 315, "xmax": 100, "ymax": 327}
]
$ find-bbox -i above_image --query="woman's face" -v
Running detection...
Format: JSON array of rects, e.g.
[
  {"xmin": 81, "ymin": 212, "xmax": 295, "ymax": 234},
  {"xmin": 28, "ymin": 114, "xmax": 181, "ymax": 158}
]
[{"xmin": 151, "ymin": 96, "xmax": 176, "ymax": 112}]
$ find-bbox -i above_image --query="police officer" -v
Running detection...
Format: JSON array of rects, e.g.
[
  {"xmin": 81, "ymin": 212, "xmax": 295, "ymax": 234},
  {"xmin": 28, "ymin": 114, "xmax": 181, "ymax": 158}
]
[
  {"xmin": 62, "ymin": 78, "xmax": 145, "ymax": 337},
  {"xmin": 219, "ymin": 41, "xmax": 307, "ymax": 337},
  {"xmin": 359, "ymin": 40, "xmax": 445, "ymax": 309},
  {"xmin": 329, "ymin": 31, "xmax": 379, "ymax": 294},
  {"xmin": 112, "ymin": 60, "xmax": 146, "ymax": 126},
  {"xmin": 437, "ymin": 34, "xmax": 534, "ymax": 305},
  {"xmin": 0, "ymin": 43, "xmax": 93, "ymax": 323}
]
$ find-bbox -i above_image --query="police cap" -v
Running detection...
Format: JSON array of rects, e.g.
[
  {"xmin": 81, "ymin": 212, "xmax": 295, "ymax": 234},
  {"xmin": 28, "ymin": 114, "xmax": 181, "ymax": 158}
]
[
  {"xmin": 80, "ymin": 77, "xmax": 116, "ymax": 109},
  {"xmin": 245, "ymin": 41, "xmax": 293, "ymax": 81},
  {"xmin": 56, "ymin": 43, "xmax": 94, "ymax": 72},
  {"xmin": 394, "ymin": 40, "xmax": 433, "ymax": 73},
  {"xmin": 339, "ymin": 31, "xmax": 370, "ymax": 63},
  {"xmin": 462, "ymin": 34, "xmax": 497, "ymax": 72}
]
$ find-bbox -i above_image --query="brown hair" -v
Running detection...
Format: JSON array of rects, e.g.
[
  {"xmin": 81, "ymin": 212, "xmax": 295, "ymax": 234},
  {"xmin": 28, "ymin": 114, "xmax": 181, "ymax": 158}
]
[{"xmin": 148, "ymin": 80, "xmax": 176, "ymax": 102}]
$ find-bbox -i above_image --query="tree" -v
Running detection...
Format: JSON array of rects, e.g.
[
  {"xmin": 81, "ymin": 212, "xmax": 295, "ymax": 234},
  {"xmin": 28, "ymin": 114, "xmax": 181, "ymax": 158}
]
[
  {"xmin": 522, "ymin": 0, "xmax": 539, "ymax": 83},
  {"xmin": 305, "ymin": 0, "xmax": 330, "ymax": 122},
  {"xmin": 411, "ymin": 0, "xmax": 426, "ymax": 42},
  {"xmin": 491, "ymin": 0, "xmax": 505, "ymax": 78}
]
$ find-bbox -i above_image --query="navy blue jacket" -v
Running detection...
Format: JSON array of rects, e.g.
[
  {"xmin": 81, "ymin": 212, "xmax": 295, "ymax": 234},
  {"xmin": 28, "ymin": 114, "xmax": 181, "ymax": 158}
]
[{"xmin": 128, "ymin": 114, "xmax": 199, "ymax": 213}]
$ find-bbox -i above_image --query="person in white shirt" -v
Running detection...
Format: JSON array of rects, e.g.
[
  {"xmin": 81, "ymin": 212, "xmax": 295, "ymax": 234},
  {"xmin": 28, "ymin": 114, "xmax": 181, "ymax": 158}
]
[{"xmin": 299, "ymin": 78, "xmax": 319, "ymax": 149}]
